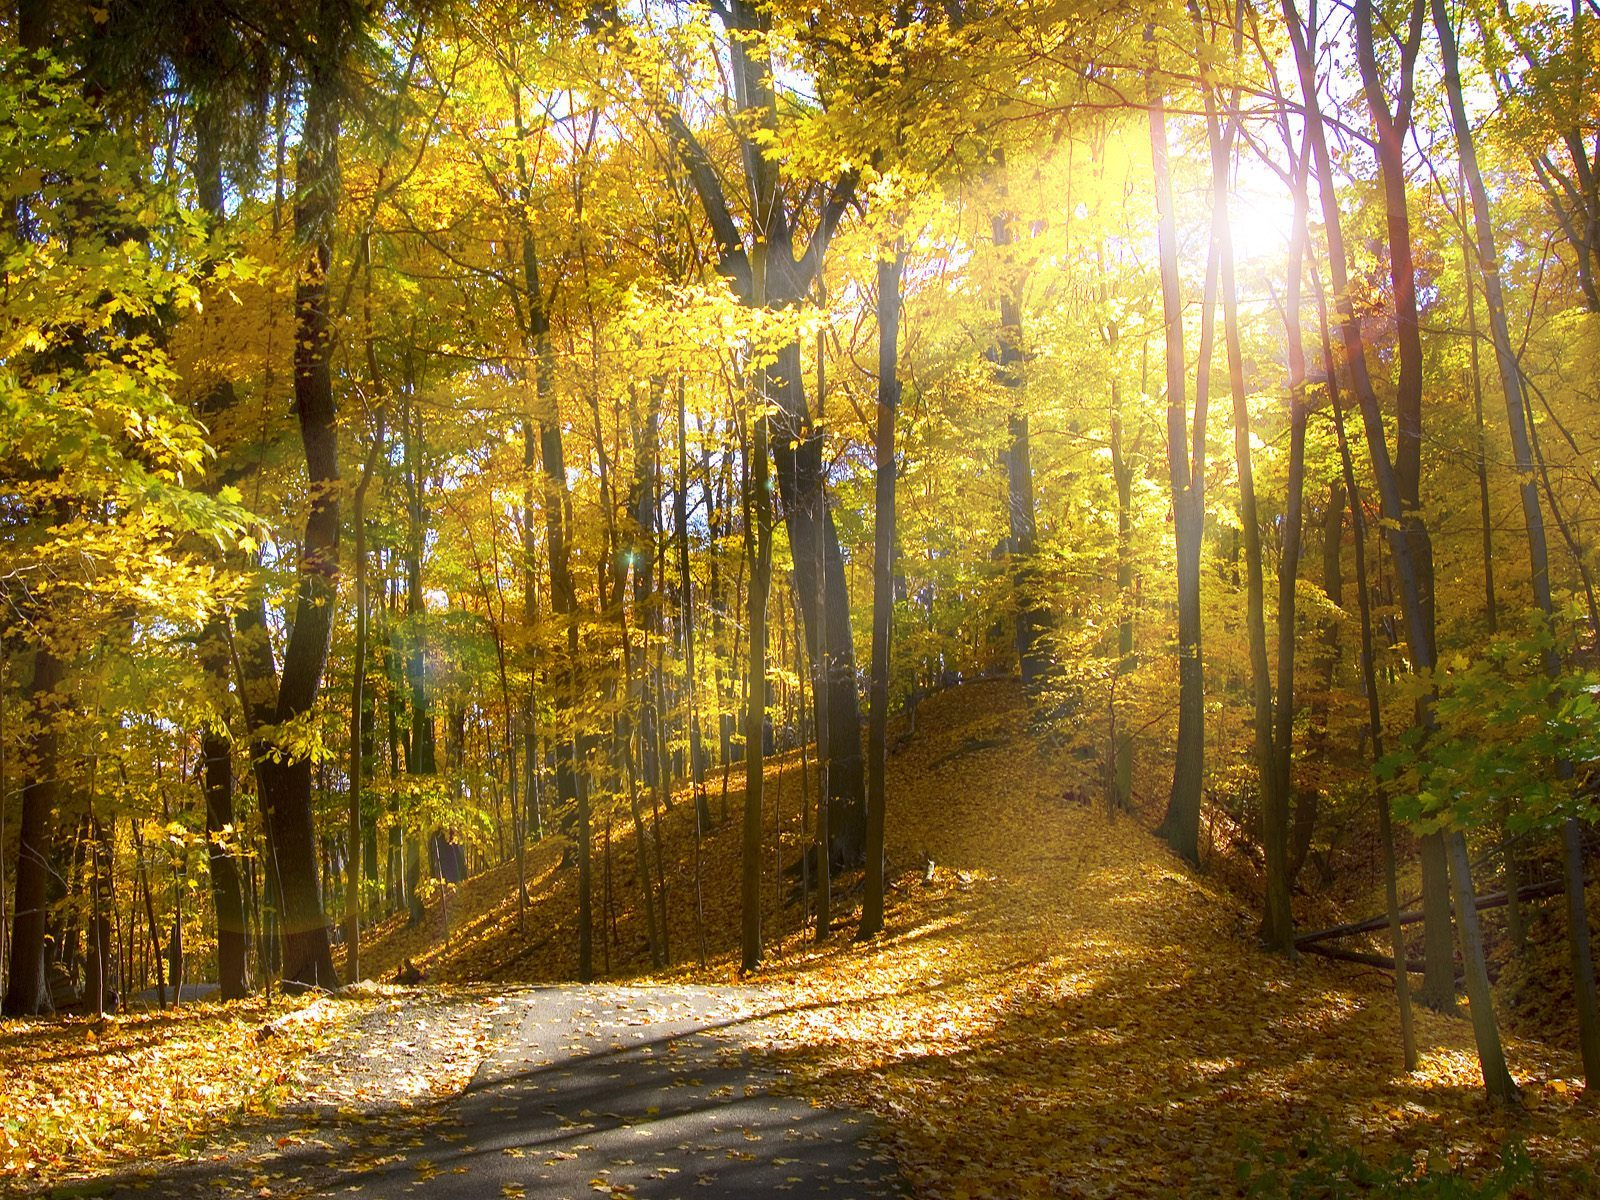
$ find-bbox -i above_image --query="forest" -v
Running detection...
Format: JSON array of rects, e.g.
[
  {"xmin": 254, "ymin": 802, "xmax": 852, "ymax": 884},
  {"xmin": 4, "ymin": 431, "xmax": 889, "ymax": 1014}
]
[{"xmin": 3, "ymin": 0, "xmax": 1600, "ymax": 1194}]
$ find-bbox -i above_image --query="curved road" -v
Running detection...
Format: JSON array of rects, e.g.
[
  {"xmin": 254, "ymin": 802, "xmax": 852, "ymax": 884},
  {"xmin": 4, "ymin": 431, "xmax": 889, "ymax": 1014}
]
[{"xmin": 104, "ymin": 985, "xmax": 903, "ymax": 1199}]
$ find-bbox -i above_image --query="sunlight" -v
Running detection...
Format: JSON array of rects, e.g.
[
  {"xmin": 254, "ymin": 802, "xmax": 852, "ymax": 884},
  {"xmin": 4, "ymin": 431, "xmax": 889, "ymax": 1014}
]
[
  {"xmin": 1227, "ymin": 177, "xmax": 1300, "ymax": 266},
  {"xmin": 12, "ymin": 0, "xmax": 1600, "ymax": 1193}
]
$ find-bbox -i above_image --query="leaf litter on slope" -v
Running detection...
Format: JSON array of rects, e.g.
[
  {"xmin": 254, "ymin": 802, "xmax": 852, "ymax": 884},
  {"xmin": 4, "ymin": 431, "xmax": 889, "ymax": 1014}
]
[{"xmin": 363, "ymin": 678, "xmax": 1600, "ymax": 1197}]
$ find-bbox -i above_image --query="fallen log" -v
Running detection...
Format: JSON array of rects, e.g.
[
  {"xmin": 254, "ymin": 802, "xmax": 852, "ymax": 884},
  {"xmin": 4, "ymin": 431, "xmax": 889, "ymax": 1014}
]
[
  {"xmin": 1299, "ymin": 942, "xmax": 1431, "ymax": 973},
  {"xmin": 1294, "ymin": 876, "xmax": 1578, "ymax": 948}
]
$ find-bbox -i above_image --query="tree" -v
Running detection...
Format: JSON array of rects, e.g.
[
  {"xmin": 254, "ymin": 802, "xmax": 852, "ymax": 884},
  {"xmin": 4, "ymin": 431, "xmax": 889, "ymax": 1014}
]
[
  {"xmin": 622, "ymin": 1, "xmax": 868, "ymax": 865},
  {"xmin": 1, "ymin": 36, "xmax": 243, "ymax": 1013},
  {"xmin": 1147, "ymin": 26, "xmax": 1208, "ymax": 869},
  {"xmin": 1434, "ymin": 0, "xmax": 1600, "ymax": 1085},
  {"xmin": 860, "ymin": 244, "xmax": 903, "ymax": 941},
  {"xmin": 1287, "ymin": 0, "xmax": 1516, "ymax": 1102},
  {"xmin": 242, "ymin": 0, "xmax": 365, "ymax": 990}
]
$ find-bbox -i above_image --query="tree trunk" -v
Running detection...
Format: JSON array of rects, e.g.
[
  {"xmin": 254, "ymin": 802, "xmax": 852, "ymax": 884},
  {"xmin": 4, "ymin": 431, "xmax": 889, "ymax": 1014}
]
[
  {"xmin": 1272, "ymin": 129, "xmax": 1313, "ymax": 932},
  {"xmin": 1292, "ymin": 0, "xmax": 1513, "ymax": 1083},
  {"xmin": 1292, "ymin": 481, "xmax": 1342, "ymax": 885},
  {"xmin": 1110, "ymin": 398, "xmax": 1135, "ymax": 814},
  {"xmin": 132, "ymin": 818, "xmax": 167, "ymax": 1008},
  {"xmin": 616, "ymin": 427, "xmax": 664, "ymax": 971},
  {"xmin": 654, "ymin": 1, "xmax": 866, "ymax": 864},
  {"xmin": 1562, "ymin": 815, "xmax": 1600, "ymax": 1084},
  {"xmin": 1350, "ymin": 0, "xmax": 1456, "ymax": 1011},
  {"xmin": 1148, "ymin": 70, "xmax": 1206, "ymax": 867},
  {"xmin": 403, "ymin": 382, "xmax": 433, "ymax": 930},
  {"xmin": 84, "ymin": 811, "xmax": 111, "ymax": 1015},
  {"xmin": 1461, "ymin": 194, "xmax": 1498, "ymax": 635},
  {"xmin": 4, "ymin": 645, "xmax": 64, "ymax": 1016},
  {"xmin": 766, "ymin": 343, "xmax": 865, "ymax": 864},
  {"xmin": 256, "ymin": 0, "xmax": 352, "ymax": 990},
  {"xmin": 1435, "ymin": 0, "xmax": 1600, "ymax": 1082},
  {"xmin": 741, "ymin": 411, "xmax": 772, "ymax": 973},
  {"xmin": 200, "ymin": 650, "xmax": 248, "ymax": 1001},
  {"xmin": 1199, "ymin": 23, "xmax": 1290, "ymax": 948},
  {"xmin": 861, "ymin": 248, "xmax": 902, "ymax": 941},
  {"xmin": 1347, "ymin": 0, "xmax": 1459, "ymax": 1013},
  {"xmin": 347, "ymin": 234, "xmax": 388, "ymax": 968},
  {"xmin": 677, "ymin": 381, "xmax": 712, "ymax": 832},
  {"xmin": 812, "ymin": 336, "xmax": 833, "ymax": 943},
  {"xmin": 191, "ymin": 98, "xmax": 252, "ymax": 1003},
  {"xmin": 1447, "ymin": 831, "xmax": 1520, "ymax": 1103},
  {"xmin": 345, "ymin": 417, "xmax": 381, "ymax": 978},
  {"xmin": 989, "ymin": 156, "xmax": 1046, "ymax": 684},
  {"xmin": 1319, "ymin": 280, "xmax": 1419, "ymax": 1070}
]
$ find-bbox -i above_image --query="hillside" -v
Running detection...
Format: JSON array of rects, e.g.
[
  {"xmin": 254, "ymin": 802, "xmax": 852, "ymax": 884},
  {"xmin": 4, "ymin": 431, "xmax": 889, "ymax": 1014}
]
[{"xmin": 366, "ymin": 679, "xmax": 1600, "ymax": 1197}]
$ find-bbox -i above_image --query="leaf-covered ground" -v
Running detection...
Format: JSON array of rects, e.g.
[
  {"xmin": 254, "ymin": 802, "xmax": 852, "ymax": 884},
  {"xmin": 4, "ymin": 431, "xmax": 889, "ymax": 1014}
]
[
  {"xmin": 0, "ymin": 991, "xmax": 341, "ymax": 1187},
  {"xmin": 0, "ymin": 983, "xmax": 507, "ymax": 1194},
  {"xmin": 370, "ymin": 678, "xmax": 1600, "ymax": 1196},
  {"xmin": 12, "ymin": 679, "xmax": 1598, "ymax": 1195},
  {"xmin": 736, "ymin": 682, "xmax": 1599, "ymax": 1197}
]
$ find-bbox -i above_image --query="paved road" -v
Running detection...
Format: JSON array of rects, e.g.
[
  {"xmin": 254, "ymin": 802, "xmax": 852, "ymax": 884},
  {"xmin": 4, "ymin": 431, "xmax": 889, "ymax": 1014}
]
[{"xmin": 102, "ymin": 985, "xmax": 903, "ymax": 1199}]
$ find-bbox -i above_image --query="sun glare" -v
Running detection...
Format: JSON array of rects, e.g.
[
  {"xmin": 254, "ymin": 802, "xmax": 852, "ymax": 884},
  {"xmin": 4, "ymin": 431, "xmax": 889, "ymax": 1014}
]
[{"xmin": 1227, "ymin": 177, "xmax": 1301, "ymax": 266}]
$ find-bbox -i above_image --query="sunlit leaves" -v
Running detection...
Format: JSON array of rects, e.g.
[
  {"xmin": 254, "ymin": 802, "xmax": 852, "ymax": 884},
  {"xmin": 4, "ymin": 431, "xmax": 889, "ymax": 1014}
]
[{"xmin": 1381, "ymin": 614, "xmax": 1600, "ymax": 835}]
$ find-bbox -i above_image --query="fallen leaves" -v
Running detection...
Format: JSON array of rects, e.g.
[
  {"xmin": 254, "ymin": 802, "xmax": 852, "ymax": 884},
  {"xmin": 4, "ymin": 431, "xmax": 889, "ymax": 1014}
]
[
  {"xmin": 42, "ymin": 677, "xmax": 1582, "ymax": 1199},
  {"xmin": 0, "ymin": 991, "xmax": 346, "ymax": 1189},
  {"xmin": 349, "ymin": 676, "xmax": 1600, "ymax": 1196},
  {"xmin": 730, "ymin": 681, "xmax": 1600, "ymax": 1196}
]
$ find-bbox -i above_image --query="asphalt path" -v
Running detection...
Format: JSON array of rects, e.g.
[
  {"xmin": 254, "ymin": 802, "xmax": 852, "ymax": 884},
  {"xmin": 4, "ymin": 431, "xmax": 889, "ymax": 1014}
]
[{"xmin": 98, "ymin": 985, "xmax": 903, "ymax": 1199}]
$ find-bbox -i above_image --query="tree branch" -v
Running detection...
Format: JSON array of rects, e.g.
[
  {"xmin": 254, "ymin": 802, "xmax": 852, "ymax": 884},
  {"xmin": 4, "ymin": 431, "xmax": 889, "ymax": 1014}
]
[{"xmin": 796, "ymin": 169, "xmax": 859, "ymax": 291}]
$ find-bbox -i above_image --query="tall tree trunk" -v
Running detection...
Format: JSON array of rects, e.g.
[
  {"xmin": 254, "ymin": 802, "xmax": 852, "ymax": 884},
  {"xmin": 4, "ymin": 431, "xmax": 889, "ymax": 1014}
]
[
  {"xmin": 1436, "ymin": 0, "xmax": 1600, "ymax": 1084},
  {"xmin": 677, "ymin": 381, "xmax": 712, "ymax": 832},
  {"xmin": 1461, "ymin": 193, "xmax": 1498, "ymax": 636},
  {"xmin": 132, "ymin": 817, "xmax": 167, "ymax": 1008},
  {"xmin": 616, "ymin": 417, "xmax": 663, "ymax": 970},
  {"xmin": 343, "ymin": 228, "xmax": 386, "ymax": 971},
  {"xmin": 345, "ymin": 414, "xmax": 381, "ymax": 978},
  {"xmin": 192, "ymin": 101, "xmax": 252, "ymax": 1003},
  {"xmin": 402, "ymin": 380, "xmax": 434, "ymax": 929},
  {"xmin": 521, "ymin": 418, "xmax": 543, "ymax": 865},
  {"xmin": 1198, "ymin": 11, "xmax": 1290, "ymax": 947},
  {"xmin": 1293, "ymin": 482, "xmax": 1342, "ymax": 884},
  {"xmin": 3, "ymin": 646, "xmax": 62, "ymax": 1016},
  {"xmin": 1312, "ymin": 255, "xmax": 1419, "ymax": 1071},
  {"xmin": 1291, "ymin": 0, "xmax": 1512, "ymax": 1092},
  {"xmin": 1446, "ymin": 830, "xmax": 1519, "ymax": 1103},
  {"xmin": 654, "ymin": 0, "xmax": 866, "ymax": 863},
  {"xmin": 812, "ymin": 333, "xmax": 833, "ymax": 942},
  {"xmin": 1110, "ymin": 397, "xmax": 1135, "ymax": 814},
  {"xmin": 766, "ymin": 344, "xmax": 865, "ymax": 864},
  {"xmin": 1349, "ymin": 0, "xmax": 1456, "ymax": 1014},
  {"xmin": 84, "ymin": 808, "xmax": 111, "ymax": 1016},
  {"xmin": 861, "ymin": 248, "xmax": 902, "ymax": 941},
  {"xmin": 989, "ymin": 155, "xmax": 1046, "ymax": 683},
  {"xmin": 3, "ymin": 0, "xmax": 62, "ymax": 1018},
  {"xmin": 1148, "ymin": 65, "xmax": 1206, "ymax": 867},
  {"xmin": 741, "ymin": 411, "xmax": 772, "ymax": 973},
  {"xmin": 381, "ymin": 574, "xmax": 405, "ymax": 917},
  {"xmin": 200, "ymin": 638, "xmax": 248, "ymax": 1001},
  {"xmin": 256, "ymin": 0, "xmax": 353, "ymax": 990},
  {"xmin": 515, "ymin": 221, "xmax": 588, "ymax": 976},
  {"xmin": 1270, "ymin": 130, "xmax": 1313, "ymax": 939}
]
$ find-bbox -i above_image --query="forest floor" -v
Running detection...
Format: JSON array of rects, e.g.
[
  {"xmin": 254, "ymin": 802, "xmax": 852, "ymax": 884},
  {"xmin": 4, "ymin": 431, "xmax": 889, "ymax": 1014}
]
[
  {"xmin": 6, "ymin": 678, "xmax": 1599, "ymax": 1196},
  {"xmin": 0, "ymin": 982, "xmax": 501, "ymax": 1191},
  {"xmin": 362, "ymin": 677, "xmax": 1600, "ymax": 1197}
]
